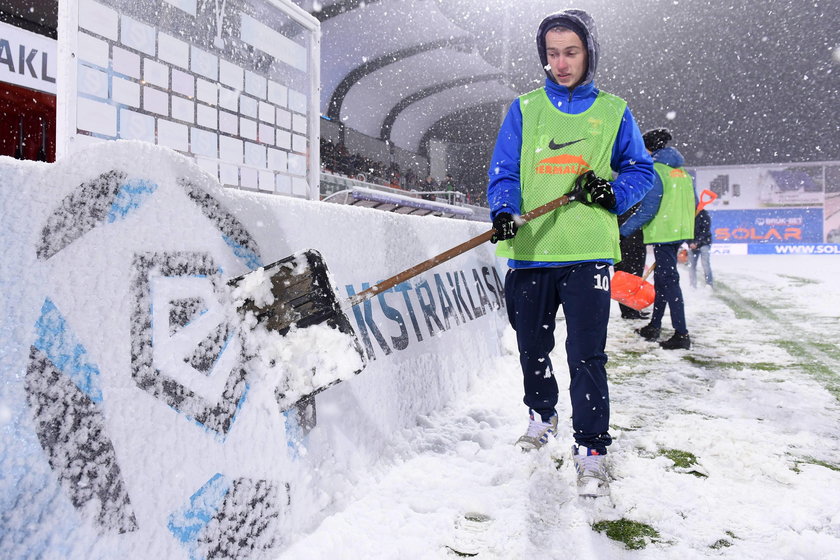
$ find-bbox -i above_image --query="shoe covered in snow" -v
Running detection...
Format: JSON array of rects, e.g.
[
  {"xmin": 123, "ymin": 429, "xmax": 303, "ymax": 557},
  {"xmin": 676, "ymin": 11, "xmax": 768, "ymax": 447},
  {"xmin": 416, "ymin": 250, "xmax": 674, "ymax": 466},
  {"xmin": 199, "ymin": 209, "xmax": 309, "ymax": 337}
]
[
  {"xmin": 660, "ymin": 332, "xmax": 691, "ymax": 350},
  {"xmin": 636, "ymin": 323, "xmax": 661, "ymax": 341},
  {"xmin": 572, "ymin": 445, "xmax": 610, "ymax": 498},
  {"xmin": 515, "ymin": 410, "xmax": 558, "ymax": 451}
]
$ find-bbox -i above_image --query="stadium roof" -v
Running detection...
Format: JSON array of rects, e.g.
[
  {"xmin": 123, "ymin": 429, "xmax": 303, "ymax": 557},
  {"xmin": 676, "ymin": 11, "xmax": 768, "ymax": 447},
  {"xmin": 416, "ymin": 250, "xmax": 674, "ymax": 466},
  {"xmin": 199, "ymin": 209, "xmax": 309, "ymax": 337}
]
[
  {"xmin": 295, "ymin": 0, "xmax": 839, "ymax": 169},
  {"xmin": 2, "ymin": 0, "xmax": 837, "ymax": 168},
  {"xmin": 307, "ymin": 0, "xmax": 518, "ymax": 154}
]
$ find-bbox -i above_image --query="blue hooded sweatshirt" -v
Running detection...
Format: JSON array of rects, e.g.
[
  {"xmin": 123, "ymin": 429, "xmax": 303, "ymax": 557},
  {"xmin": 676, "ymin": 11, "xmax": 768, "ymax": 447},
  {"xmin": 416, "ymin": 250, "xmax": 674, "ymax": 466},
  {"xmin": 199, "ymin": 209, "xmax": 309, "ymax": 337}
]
[
  {"xmin": 487, "ymin": 9, "xmax": 654, "ymax": 268},
  {"xmin": 619, "ymin": 146, "xmax": 689, "ymax": 238}
]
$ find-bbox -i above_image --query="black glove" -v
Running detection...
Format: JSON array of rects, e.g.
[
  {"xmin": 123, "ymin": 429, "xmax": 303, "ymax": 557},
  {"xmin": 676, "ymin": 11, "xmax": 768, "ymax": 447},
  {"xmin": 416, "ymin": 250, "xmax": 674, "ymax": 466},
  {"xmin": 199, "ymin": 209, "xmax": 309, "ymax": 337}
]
[
  {"xmin": 491, "ymin": 212, "xmax": 517, "ymax": 243},
  {"xmin": 576, "ymin": 171, "xmax": 616, "ymax": 210}
]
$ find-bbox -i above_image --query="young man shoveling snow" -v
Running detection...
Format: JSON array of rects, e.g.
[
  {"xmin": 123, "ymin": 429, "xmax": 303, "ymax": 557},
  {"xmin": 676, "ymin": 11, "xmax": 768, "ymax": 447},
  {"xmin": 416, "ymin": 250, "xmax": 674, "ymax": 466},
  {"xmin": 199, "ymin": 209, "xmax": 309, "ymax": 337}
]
[{"xmin": 487, "ymin": 8, "xmax": 653, "ymax": 497}]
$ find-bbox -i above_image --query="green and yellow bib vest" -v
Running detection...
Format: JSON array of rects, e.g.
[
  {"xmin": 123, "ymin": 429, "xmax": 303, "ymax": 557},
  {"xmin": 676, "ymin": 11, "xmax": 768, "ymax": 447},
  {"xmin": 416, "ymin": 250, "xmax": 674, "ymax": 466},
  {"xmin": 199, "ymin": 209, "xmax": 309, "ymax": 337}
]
[
  {"xmin": 495, "ymin": 88, "xmax": 626, "ymax": 263},
  {"xmin": 642, "ymin": 163, "xmax": 695, "ymax": 244}
]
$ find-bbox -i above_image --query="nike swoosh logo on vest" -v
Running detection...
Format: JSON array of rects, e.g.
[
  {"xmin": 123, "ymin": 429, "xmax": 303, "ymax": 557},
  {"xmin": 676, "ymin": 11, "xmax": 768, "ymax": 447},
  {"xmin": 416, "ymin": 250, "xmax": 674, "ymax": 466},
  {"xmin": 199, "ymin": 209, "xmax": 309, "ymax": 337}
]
[{"xmin": 548, "ymin": 138, "xmax": 586, "ymax": 150}]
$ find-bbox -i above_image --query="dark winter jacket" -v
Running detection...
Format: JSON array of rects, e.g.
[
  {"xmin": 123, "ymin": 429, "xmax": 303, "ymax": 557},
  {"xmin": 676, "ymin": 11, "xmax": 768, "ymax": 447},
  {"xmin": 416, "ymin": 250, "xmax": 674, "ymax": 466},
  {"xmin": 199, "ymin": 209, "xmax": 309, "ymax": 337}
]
[
  {"xmin": 487, "ymin": 10, "xmax": 654, "ymax": 269},
  {"xmin": 692, "ymin": 209, "xmax": 712, "ymax": 247},
  {"xmin": 619, "ymin": 146, "xmax": 687, "ymax": 238}
]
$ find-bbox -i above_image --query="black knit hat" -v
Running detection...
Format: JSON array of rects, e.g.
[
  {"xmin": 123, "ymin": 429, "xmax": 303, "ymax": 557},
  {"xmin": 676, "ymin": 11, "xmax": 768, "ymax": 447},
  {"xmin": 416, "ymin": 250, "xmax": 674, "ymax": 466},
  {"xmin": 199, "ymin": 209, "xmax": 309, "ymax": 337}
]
[{"xmin": 642, "ymin": 128, "xmax": 672, "ymax": 151}]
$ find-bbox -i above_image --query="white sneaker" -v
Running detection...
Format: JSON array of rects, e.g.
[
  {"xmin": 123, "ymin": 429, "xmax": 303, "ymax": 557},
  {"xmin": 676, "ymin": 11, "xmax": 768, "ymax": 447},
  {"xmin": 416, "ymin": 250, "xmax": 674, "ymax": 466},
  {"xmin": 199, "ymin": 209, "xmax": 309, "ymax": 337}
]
[
  {"xmin": 572, "ymin": 445, "xmax": 610, "ymax": 497},
  {"xmin": 515, "ymin": 410, "xmax": 558, "ymax": 451}
]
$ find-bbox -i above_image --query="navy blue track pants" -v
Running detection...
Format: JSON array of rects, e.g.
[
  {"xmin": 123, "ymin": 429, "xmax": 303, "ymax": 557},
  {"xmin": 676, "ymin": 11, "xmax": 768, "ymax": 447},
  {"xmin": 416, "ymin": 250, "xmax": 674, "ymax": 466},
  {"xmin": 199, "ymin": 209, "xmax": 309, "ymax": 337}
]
[
  {"xmin": 650, "ymin": 243, "xmax": 688, "ymax": 334},
  {"xmin": 504, "ymin": 263, "xmax": 613, "ymax": 452}
]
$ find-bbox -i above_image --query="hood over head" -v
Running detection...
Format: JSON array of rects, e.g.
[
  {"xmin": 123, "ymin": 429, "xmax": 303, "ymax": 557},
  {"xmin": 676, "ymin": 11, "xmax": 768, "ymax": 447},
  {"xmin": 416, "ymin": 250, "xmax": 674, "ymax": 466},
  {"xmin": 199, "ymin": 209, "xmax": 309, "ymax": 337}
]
[{"xmin": 537, "ymin": 9, "xmax": 600, "ymax": 87}]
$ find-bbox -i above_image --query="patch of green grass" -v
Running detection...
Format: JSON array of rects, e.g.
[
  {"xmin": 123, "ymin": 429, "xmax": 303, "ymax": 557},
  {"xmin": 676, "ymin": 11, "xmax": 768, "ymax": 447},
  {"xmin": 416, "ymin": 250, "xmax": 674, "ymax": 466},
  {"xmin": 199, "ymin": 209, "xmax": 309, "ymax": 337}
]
[
  {"xmin": 661, "ymin": 449, "xmax": 697, "ymax": 469},
  {"xmin": 792, "ymin": 456, "xmax": 840, "ymax": 473},
  {"xmin": 609, "ymin": 368, "xmax": 651, "ymax": 384},
  {"xmin": 811, "ymin": 341, "xmax": 840, "ymax": 361},
  {"xmin": 609, "ymin": 424, "xmax": 640, "ymax": 432},
  {"xmin": 682, "ymin": 355, "xmax": 782, "ymax": 372},
  {"xmin": 715, "ymin": 282, "xmax": 840, "ymax": 403},
  {"xmin": 660, "ymin": 449, "xmax": 708, "ymax": 478},
  {"xmin": 775, "ymin": 340, "xmax": 840, "ymax": 402},
  {"xmin": 673, "ymin": 409, "xmax": 720, "ymax": 422},
  {"xmin": 618, "ymin": 349, "xmax": 647, "ymax": 358},
  {"xmin": 713, "ymin": 291, "xmax": 759, "ymax": 320},
  {"xmin": 592, "ymin": 519, "xmax": 661, "ymax": 550},
  {"xmin": 807, "ymin": 457, "xmax": 840, "ymax": 472},
  {"xmin": 751, "ymin": 362, "xmax": 784, "ymax": 371},
  {"xmin": 609, "ymin": 349, "xmax": 647, "ymax": 369},
  {"xmin": 778, "ymin": 274, "xmax": 819, "ymax": 286},
  {"xmin": 711, "ymin": 530, "xmax": 739, "ymax": 548},
  {"xmin": 714, "ymin": 281, "xmax": 783, "ymax": 321}
]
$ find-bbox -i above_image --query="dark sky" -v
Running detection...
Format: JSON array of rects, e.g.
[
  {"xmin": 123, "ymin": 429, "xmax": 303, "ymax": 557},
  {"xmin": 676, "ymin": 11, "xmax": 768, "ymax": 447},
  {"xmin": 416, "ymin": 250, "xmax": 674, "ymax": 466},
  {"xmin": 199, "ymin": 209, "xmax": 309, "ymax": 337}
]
[{"xmin": 431, "ymin": 0, "xmax": 839, "ymax": 171}]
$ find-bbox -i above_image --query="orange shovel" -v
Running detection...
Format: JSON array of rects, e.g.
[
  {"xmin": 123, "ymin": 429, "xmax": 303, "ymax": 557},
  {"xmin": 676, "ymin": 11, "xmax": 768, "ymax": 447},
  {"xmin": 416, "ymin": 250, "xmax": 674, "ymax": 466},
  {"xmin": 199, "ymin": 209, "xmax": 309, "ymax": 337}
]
[{"xmin": 611, "ymin": 189, "xmax": 718, "ymax": 310}]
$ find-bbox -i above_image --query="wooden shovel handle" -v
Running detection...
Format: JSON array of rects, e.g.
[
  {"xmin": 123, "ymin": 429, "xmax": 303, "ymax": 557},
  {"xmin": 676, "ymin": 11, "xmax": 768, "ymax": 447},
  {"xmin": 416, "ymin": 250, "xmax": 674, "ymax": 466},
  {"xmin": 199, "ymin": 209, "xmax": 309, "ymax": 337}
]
[{"xmin": 346, "ymin": 190, "xmax": 585, "ymax": 307}]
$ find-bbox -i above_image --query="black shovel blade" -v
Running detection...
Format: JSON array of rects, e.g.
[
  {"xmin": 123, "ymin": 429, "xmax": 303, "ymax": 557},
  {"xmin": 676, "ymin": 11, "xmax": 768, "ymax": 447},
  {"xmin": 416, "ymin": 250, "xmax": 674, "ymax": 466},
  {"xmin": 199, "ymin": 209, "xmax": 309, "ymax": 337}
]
[
  {"xmin": 229, "ymin": 249, "xmax": 356, "ymax": 337},
  {"xmin": 228, "ymin": 249, "xmax": 366, "ymax": 420},
  {"xmin": 228, "ymin": 250, "xmax": 366, "ymax": 409}
]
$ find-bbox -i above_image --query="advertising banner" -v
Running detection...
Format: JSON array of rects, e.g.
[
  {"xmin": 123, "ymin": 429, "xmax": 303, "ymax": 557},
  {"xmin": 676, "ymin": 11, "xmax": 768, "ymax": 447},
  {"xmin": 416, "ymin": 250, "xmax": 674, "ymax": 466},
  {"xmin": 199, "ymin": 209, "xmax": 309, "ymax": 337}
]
[
  {"xmin": 711, "ymin": 208, "xmax": 824, "ymax": 244},
  {"xmin": 692, "ymin": 161, "xmax": 840, "ymax": 250},
  {"xmin": 0, "ymin": 142, "xmax": 506, "ymax": 559},
  {"xmin": 748, "ymin": 244, "xmax": 840, "ymax": 255}
]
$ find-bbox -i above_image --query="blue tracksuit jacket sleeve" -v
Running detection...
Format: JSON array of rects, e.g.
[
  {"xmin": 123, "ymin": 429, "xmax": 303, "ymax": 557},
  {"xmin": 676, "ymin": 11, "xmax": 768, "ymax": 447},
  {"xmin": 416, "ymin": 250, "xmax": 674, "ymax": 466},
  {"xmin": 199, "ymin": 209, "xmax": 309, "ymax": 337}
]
[
  {"xmin": 487, "ymin": 99, "xmax": 523, "ymax": 219},
  {"xmin": 610, "ymin": 107, "xmax": 654, "ymax": 216},
  {"xmin": 619, "ymin": 171, "xmax": 663, "ymax": 237}
]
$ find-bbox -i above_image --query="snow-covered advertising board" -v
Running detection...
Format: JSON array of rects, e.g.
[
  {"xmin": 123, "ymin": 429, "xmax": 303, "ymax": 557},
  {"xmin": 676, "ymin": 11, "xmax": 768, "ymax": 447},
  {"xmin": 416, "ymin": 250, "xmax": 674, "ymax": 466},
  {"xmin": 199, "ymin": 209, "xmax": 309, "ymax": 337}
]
[
  {"xmin": 692, "ymin": 162, "xmax": 840, "ymax": 255},
  {"xmin": 0, "ymin": 142, "xmax": 507, "ymax": 559},
  {"xmin": 57, "ymin": 0, "xmax": 320, "ymax": 199}
]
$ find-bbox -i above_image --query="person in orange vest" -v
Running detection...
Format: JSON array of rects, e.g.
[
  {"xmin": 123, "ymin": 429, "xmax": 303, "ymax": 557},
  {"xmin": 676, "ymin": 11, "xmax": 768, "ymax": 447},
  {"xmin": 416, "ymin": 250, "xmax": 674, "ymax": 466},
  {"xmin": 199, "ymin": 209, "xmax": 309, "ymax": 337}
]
[{"xmin": 620, "ymin": 128, "xmax": 695, "ymax": 350}]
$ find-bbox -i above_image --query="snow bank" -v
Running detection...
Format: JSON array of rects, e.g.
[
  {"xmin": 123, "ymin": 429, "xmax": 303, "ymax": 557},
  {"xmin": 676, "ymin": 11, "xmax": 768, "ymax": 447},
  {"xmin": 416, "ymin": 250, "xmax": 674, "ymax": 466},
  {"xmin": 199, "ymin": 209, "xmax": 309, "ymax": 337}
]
[{"xmin": 0, "ymin": 141, "xmax": 507, "ymax": 559}]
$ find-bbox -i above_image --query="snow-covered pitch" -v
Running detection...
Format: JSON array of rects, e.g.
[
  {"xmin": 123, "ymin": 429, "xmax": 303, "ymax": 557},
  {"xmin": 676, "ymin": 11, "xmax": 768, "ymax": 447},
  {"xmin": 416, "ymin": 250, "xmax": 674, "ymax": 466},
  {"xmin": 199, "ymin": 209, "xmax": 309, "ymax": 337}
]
[{"xmin": 1, "ymin": 143, "xmax": 839, "ymax": 558}]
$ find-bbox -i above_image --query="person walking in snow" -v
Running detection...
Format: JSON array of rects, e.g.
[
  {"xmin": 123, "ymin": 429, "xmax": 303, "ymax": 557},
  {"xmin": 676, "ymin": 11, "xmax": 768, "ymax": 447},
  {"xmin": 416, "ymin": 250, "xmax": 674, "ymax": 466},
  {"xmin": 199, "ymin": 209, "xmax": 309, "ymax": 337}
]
[
  {"xmin": 487, "ymin": 9, "xmax": 654, "ymax": 497},
  {"xmin": 688, "ymin": 209, "xmax": 714, "ymax": 288},
  {"xmin": 621, "ymin": 128, "xmax": 696, "ymax": 350}
]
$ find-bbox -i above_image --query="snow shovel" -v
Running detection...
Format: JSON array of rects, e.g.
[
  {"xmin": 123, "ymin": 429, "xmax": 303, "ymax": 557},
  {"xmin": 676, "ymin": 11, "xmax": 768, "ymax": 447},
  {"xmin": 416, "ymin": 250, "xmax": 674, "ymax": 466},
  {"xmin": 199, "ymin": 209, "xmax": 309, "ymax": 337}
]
[
  {"xmin": 228, "ymin": 185, "xmax": 591, "ymax": 403},
  {"xmin": 611, "ymin": 189, "xmax": 718, "ymax": 310}
]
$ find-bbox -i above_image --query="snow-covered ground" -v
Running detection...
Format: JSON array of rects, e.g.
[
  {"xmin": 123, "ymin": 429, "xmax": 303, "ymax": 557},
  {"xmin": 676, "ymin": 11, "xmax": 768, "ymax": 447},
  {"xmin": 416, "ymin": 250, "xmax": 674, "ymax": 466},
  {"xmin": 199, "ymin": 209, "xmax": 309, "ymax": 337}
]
[
  {"xmin": 2, "ymin": 141, "xmax": 837, "ymax": 558},
  {"xmin": 280, "ymin": 254, "xmax": 840, "ymax": 559}
]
